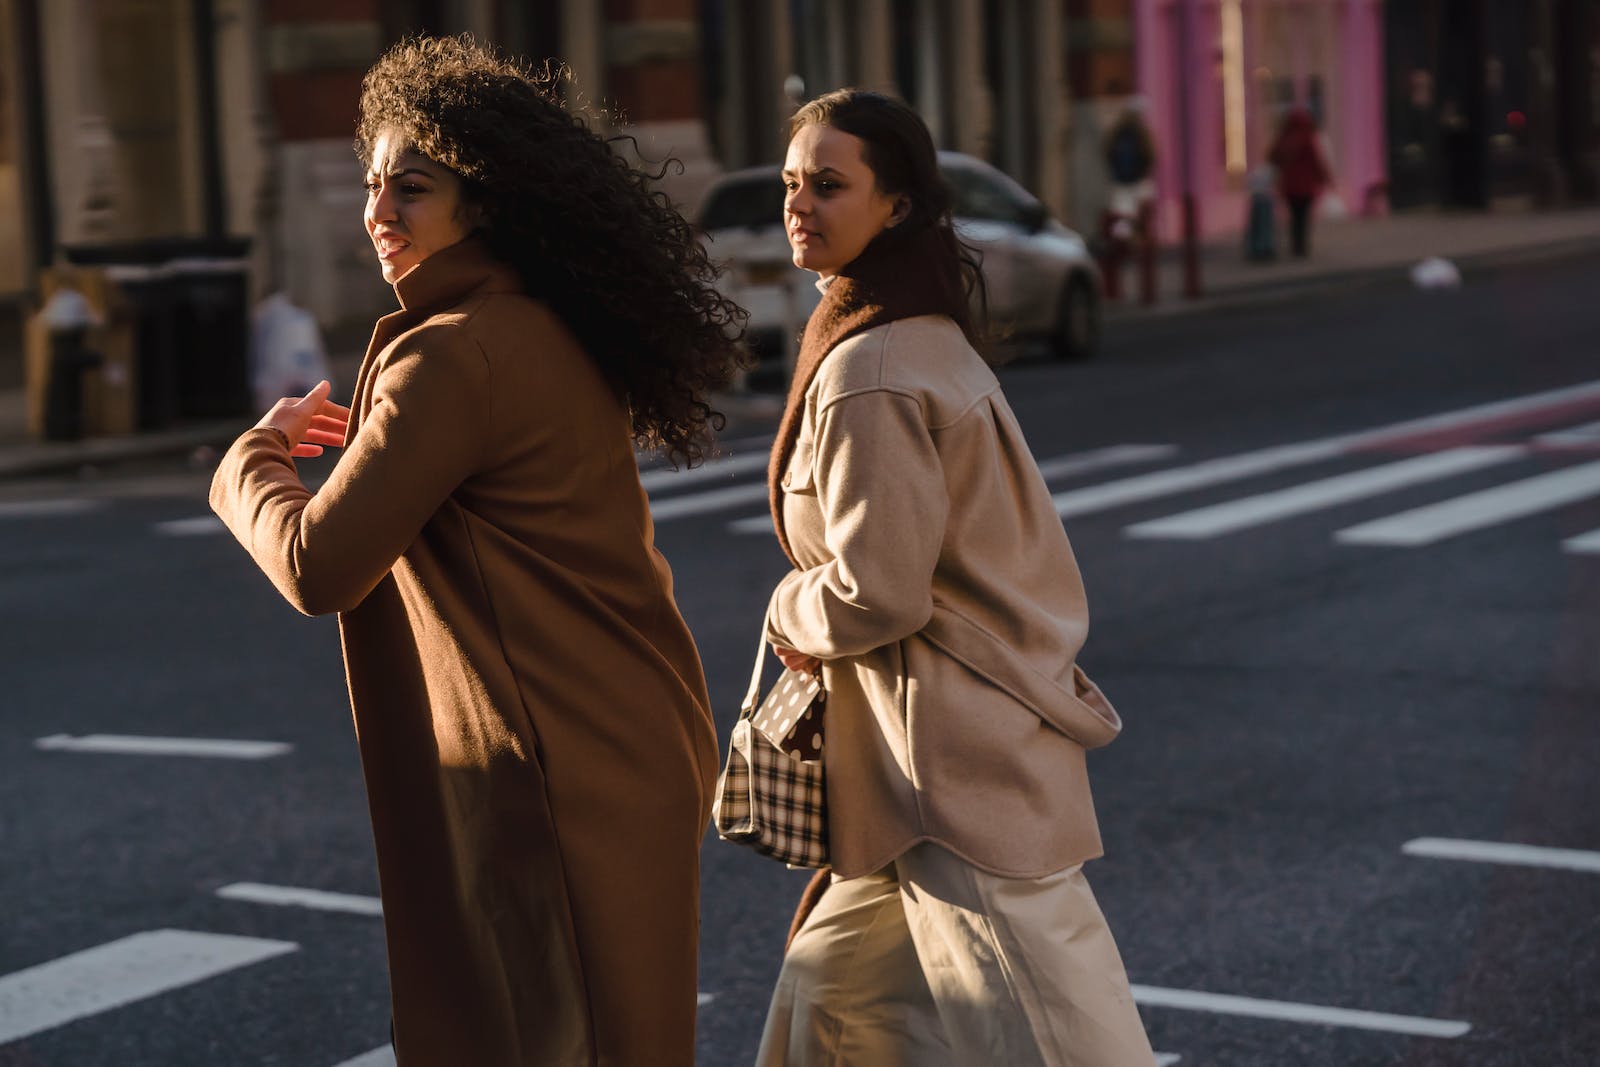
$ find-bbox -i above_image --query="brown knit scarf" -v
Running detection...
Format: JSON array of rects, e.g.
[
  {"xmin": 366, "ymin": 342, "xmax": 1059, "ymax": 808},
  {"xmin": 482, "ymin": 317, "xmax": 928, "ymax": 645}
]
[{"xmin": 767, "ymin": 225, "xmax": 967, "ymax": 565}]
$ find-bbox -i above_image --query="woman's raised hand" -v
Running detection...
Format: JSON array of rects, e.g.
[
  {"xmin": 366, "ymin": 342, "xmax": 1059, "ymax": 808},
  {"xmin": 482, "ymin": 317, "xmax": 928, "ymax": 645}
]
[
  {"xmin": 772, "ymin": 645, "xmax": 822, "ymax": 675},
  {"xmin": 256, "ymin": 380, "xmax": 352, "ymax": 458}
]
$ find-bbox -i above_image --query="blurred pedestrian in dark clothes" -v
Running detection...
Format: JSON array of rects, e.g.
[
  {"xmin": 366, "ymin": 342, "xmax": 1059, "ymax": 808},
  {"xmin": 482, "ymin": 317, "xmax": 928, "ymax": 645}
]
[{"xmin": 1268, "ymin": 107, "xmax": 1332, "ymax": 257}]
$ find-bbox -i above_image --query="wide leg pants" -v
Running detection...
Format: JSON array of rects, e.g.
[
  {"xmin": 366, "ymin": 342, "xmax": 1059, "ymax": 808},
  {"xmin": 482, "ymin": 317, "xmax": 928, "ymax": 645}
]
[{"xmin": 755, "ymin": 843, "xmax": 1156, "ymax": 1067}]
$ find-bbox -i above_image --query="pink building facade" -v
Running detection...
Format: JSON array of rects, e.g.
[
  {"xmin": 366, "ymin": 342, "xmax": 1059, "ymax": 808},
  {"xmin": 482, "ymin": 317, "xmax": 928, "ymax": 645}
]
[{"xmin": 1133, "ymin": 0, "xmax": 1388, "ymax": 242}]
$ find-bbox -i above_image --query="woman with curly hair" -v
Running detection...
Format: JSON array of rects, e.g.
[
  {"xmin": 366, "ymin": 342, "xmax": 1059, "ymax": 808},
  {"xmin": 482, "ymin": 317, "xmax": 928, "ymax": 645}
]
[{"xmin": 209, "ymin": 36, "xmax": 743, "ymax": 1066}]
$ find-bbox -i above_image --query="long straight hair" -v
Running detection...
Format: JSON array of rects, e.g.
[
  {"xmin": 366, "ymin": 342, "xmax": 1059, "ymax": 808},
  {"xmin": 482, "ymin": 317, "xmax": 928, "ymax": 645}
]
[{"xmin": 788, "ymin": 89, "xmax": 989, "ymax": 347}]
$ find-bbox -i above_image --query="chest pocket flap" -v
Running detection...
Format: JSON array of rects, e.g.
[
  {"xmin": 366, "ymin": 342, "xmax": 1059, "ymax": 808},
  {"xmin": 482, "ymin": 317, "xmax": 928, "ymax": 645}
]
[{"xmin": 781, "ymin": 433, "xmax": 816, "ymax": 495}]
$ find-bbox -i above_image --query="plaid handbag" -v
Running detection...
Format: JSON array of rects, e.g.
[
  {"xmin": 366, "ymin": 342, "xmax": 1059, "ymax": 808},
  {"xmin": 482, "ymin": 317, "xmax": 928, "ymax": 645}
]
[{"xmin": 711, "ymin": 636, "xmax": 829, "ymax": 869}]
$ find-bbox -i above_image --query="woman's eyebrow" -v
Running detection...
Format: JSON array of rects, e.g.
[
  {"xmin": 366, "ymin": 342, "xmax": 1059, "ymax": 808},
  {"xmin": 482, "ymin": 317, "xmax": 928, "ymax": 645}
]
[{"xmin": 782, "ymin": 166, "xmax": 845, "ymax": 180}]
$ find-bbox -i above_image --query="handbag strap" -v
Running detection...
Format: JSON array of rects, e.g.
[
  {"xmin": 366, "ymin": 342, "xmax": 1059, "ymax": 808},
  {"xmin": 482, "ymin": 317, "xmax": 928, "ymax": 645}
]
[{"xmin": 742, "ymin": 631, "xmax": 770, "ymax": 716}]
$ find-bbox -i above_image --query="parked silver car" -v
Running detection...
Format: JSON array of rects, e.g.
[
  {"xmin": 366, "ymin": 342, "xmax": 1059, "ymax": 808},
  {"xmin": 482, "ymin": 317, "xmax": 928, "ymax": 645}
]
[{"xmin": 694, "ymin": 151, "xmax": 1102, "ymax": 387}]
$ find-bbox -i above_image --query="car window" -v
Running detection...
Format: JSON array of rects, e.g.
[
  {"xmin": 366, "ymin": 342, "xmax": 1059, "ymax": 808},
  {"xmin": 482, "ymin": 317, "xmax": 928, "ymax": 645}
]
[
  {"xmin": 698, "ymin": 176, "xmax": 786, "ymax": 231},
  {"xmin": 944, "ymin": 165, "xmax": 1033, "ymax": 225}
]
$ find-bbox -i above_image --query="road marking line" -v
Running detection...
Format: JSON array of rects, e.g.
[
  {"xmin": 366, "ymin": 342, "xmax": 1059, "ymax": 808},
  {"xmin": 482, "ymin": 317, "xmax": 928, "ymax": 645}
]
[
  {"xmin": 34, "ymin": 734, "xmax": 293, "ymax": 760},
  {"xmin": 640, "ymin": 451, "xmax": 772, "ymax": 492},
  {"xmin": 0, "ymin": 499, "xmax": 103, "ymax": 519},
  {"xmin": 1033, "ymin": 443, "xmax": 1179, "ymax": 481},
  {"xmin": 1124, "ymin": 447, "xmax": 1525, "ymax": 539},
  {"xmin": 649, "ymin": 482, "xmax": 770, "ymax": 522},
  {"xmin": 154, "ymin": 515, "xmax": 225, "ymax": 537},
  {"xmin": 1535, "ymin": 419, "xmax": 1600, "ymax": 445},
  {"xmin": 1402, "ymin": 837, "xmax": 1600, "ymax": 873},
  {"xmin": 1054, "ymin": 378, "xmax": 1600, "ymax": 519},
  {"xmin": 698, "ymin": 992, "xmax": 715, "ymax": 1007},
  {"xmin": 217, "ymin": 882, "xmax": 383, "ymax": 917},
  {"xmin": 1564, "ymin": 527, "xmax": 1600, "ymax": 554},
  {"xmin": 1129, "ymin": 985, "xmax": 1470, "ymax": 1038},
  {"xmin": 1335, "ymin": 460, "xmax": 1600, "ymax": 546},
  {"xmin": 1154, "ymin": 1056, "xmax": 1181, "ymax": 1066},
  {"xmin": 725, "ymin": 445, "xmax": 1181, "ymax": 534},
  {"xmin": 0, "ymin": 929, "xmax": 297, "ymax": 1044},
  {"xmin": 1054, "ymin": 441, "xmax": 1346, "ymax": 518}
]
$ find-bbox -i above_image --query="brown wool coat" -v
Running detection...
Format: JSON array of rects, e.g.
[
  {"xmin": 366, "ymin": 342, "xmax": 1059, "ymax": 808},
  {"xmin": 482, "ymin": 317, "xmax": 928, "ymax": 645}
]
[
  {"xmin": 764, "ymin": 314, "xmax": 1124, "ymax": 881},
  {"xmin": 210, "ymin": 239, "xmax": 717, "ymax": 1066}
]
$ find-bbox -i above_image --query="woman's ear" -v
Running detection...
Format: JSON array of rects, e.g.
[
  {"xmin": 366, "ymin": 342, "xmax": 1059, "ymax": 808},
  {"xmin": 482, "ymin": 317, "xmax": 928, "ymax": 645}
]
[{"xmin": 886, "ymin": 195, "xmax": 912, "ymax": 228}]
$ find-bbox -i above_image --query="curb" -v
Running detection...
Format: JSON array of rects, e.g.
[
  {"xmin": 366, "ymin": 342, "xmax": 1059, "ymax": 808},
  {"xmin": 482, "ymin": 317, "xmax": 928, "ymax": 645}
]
[
  {"xmin": 1103, "ymin": 233, "xmax": 1600, "ymax": 326},
  {"xmin": 0, "ymin": 419, "xmax": 250, "ymax": 481}
]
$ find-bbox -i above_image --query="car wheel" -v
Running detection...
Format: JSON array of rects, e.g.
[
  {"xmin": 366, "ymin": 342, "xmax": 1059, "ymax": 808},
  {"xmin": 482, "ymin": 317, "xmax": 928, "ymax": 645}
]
[{"xmin": 1052, "ymin": 274, "xmax": 1100, "ymax": 361}]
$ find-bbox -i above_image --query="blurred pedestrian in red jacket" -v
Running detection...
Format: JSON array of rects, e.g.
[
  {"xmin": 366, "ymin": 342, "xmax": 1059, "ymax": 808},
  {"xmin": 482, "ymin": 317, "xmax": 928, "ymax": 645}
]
[{"xmin": 1269, "ymin": 108, "xmax": 1332, "ymax": 257}]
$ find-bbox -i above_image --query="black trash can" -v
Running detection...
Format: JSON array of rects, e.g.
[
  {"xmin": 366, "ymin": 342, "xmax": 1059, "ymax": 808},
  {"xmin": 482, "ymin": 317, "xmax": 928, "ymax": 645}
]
[{"xmin": 63, "ymin": 239, "xmax": 252, "ymax": 428}]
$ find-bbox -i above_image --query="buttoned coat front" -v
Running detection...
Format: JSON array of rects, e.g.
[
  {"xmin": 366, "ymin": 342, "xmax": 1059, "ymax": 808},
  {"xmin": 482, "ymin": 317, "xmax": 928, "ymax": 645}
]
[
  {"xmin": 765, "ymin": 314, "xmax": 1124, "ymax": 881},
  {"xmin": 211, "ymin": 239, "xmax": 718, "ymax": 1066}
]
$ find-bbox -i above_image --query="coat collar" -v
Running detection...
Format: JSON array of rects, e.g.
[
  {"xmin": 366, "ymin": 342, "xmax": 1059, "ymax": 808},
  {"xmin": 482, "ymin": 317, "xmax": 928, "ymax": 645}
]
[{"xmin": 392, "ymin": 235, "xmax": 522, "ymax": 313}]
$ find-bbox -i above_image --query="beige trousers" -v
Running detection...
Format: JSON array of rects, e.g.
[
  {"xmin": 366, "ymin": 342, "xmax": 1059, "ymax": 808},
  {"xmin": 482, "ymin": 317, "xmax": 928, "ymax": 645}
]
[{"xmin": 756, "ymin": 843, "xmax": 1156, "ymax": 1067}]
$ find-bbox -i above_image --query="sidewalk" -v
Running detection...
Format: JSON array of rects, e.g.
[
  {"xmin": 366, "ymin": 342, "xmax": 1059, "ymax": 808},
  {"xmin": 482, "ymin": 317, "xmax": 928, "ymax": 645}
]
[
  {"xmin": 1102, "ymin": 204, "xmax": 1600, "ymax": 318},
  {"xmin": 0, "ymin": 206, "xmax": 1596, "ymax": 480}
]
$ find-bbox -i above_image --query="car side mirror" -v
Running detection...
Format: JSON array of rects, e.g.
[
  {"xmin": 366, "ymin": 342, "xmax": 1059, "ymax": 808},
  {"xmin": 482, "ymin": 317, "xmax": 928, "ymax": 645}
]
[{"xmin": 1019, "ymin": 203, "xmax": 1049, "ymax": 234}]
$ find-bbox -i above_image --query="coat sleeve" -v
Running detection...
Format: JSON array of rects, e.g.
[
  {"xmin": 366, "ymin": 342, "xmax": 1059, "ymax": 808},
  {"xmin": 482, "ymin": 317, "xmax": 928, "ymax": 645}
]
[
  {"xmin": 765, "ymin": 389, "xmax": 949, "ymax": 659},
  {"xmin": 209, "ymin": 324, "xmax": 490, "ymax": 616}
]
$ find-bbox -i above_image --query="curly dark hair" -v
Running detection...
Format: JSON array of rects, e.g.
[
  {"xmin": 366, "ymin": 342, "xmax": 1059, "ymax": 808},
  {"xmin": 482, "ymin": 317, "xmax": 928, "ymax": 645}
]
[{"xmin": 356, "ymin": 36, "xmax": 747, "ymax": 467}]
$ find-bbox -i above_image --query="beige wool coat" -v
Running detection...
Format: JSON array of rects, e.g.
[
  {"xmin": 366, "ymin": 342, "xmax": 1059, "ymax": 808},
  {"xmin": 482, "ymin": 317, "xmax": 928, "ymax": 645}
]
[
  {"xmin": 765, "ymin": 314, "xmax": 1124, "ymax": 881},
  {"xmin": 211, "ymin": 239, "xmax": 717, "ymax": 1066}
]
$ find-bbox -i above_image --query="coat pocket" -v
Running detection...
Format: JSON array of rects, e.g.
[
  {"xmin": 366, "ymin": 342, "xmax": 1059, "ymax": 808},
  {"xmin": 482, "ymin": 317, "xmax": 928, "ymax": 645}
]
[{"xmin": 781, "ymin": 434, "xmax": 816, "ymax": 495}]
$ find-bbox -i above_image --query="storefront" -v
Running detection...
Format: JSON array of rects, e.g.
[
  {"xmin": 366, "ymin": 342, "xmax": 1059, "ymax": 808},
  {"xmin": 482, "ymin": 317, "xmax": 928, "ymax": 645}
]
[
  {"xmin": 1133, "ymin": 0, "xmax": 1388, "ymax": 240},
  {"xmin": 1385, "ymin": 0, "xmax": 1600, "ymax": 210}
]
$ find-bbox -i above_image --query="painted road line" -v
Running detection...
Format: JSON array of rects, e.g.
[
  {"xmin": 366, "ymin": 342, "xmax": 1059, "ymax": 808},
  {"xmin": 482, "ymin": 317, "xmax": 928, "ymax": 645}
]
[
  {"xmin": 1054, "ymin": 378, "xmax": 1600, "ymax": 519},
  {"xmin": 1535, "ymin": 420, "xmax": 1600, "ymax": 446},
  {"xmin": 217, "ymin": 882, "xmax": 384, "ymax": 917},
  {"xmin": 1124, "ymin": 447, "xmax": 1526, "ymax": 540},
  {"xmin": 35, "ymin": 734, "xmax": 293, "ymax": 760},
  {"xmin": 648, "ymin": 482, "xmax": 770, "ymax": 522},
  {"xmin": 0, "ymin": 499, "xmax": 103, "ymax": 519},
  {"xmin": 1032, "ymin": 444, "xmax": 1179, "ymax": 481},
  {"xmin": 0, "ymin": 929, "xmax": 297, "ymax": 1044},
  {"xmin": 1564, "ymin": 527, "xmax": 1600, "ymax": 554},
  {"xmin": 1154, "ymin": 1056, "xmax": 1181, "ymax": 1066},
  {"xmin": 698, "ymin": 992, "xmax": 715, "ymax": 1007},
  {"xmin": 1053, "ymin": 441, "xmax": 1346, "ymax": 518},
  {"xmin": 1335, "ymin": 460, "xmax": 1600, "ymax": 547},
  {"xmin": 154, "ymin": 516, "xmax": 225, "ymax": 537},
  {"xmin": 725, "ymin": 445, "xmax": 1182, "ymax": 534},
  {"xmin": 1353, "ymin": 384, "xmax": 1600, "ymax": 453},
  {"xmin": 640, "ymin": 451, "xmax": 772, "ymax": 492},
  {"xmin": 1130, "ymin": 985, "xmax": 1470, "ymax": 1038},
  {"xmin": 1402, "ymin": 837, "xmax": 1600, "ymax": 874}
]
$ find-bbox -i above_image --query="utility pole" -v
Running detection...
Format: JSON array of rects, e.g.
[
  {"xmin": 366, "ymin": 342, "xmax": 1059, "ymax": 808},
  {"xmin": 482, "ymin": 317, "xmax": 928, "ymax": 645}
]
[{"xmin": 1175, "ymin": 0, "xmax": 1202, "ymax": 299}]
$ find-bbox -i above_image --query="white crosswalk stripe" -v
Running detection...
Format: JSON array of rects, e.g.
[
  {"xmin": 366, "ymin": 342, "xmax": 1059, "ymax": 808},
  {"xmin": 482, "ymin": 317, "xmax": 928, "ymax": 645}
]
[
  {"xmin": 1335, "ymin": 460, "xmax": 1600, "ymax": 547},
  {"xmin": 0, "ymin": 929, "xmax": 297, "ymax": 1044},
  {"xmin": 35, "ymin": 733, "xmax": 292, "ymax": 759},
  {"xmin": 217, "ymin": 882, "xmax": 383, "ymax": 916},
  {"xmin": 1124, "ymin": 447, "xmax": 1525, "ymax": 540},
  {"xmin": 728, "ymin": 444, "xmax": 1181, "ymax": 534},
  {"xmin": 1402, "ymin": 837, "xmax": 1600, "ymax": 873},
  {"xmin": 1563, "ymin": 527, "xmax": 1600, "ymax": 554},
  {"xmin": 154, "ymin": 515, "xmax": 225, "ymax": 537},
  {"xmin": 0, "ymin": 499, "xmax": 104, "ymax": 519},
  {"xmin": 1130, "ymin": 984, "xmax": 1471, "ymax": 1038},
  {"xmin": 1055, "ymin": 377, "xmax": 1600, "ymax": 519}
]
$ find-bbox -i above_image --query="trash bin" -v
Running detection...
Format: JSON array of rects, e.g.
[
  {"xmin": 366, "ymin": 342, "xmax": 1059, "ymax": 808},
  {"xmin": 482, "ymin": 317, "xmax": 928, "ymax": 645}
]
[{"xmin": 63, "ymin": 239, "xmax": 252, "ymax": 428}]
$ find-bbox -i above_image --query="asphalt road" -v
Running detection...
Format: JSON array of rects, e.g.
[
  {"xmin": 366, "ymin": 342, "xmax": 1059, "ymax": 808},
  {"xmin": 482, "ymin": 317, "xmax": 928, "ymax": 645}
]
[{"xmin": 2, "ymin": 251, "xmax": 1598, "ymax": 1066}]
